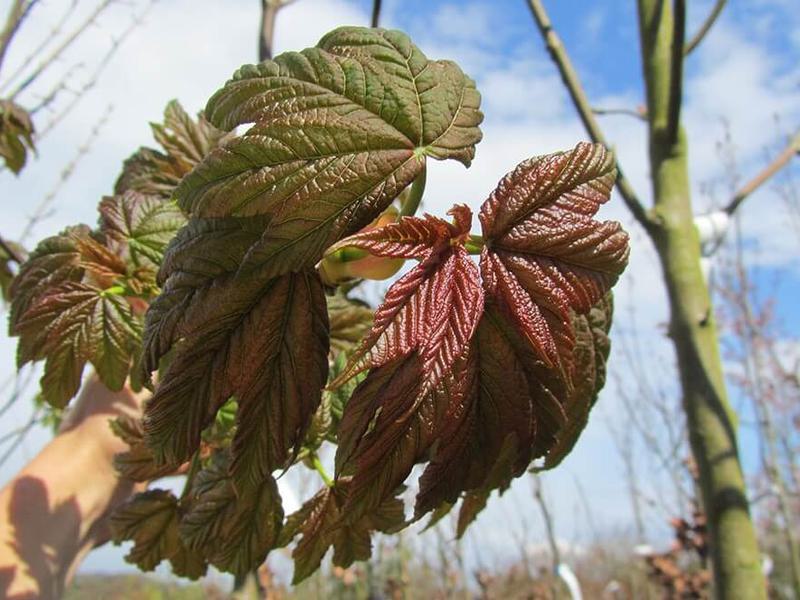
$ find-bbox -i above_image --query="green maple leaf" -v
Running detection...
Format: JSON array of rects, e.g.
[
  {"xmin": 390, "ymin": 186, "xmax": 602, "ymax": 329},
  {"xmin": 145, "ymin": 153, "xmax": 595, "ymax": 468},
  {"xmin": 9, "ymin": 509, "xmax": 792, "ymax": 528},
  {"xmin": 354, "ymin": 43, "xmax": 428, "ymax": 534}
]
[
  {"xmin": 141, "ymin": 26, "xmax": 483, "ymax": 483},
  {"xmin": 110, "ymin": 489, "xmax": 207, "ymax": 580},
  {"xmin": 278, "ymin": 478, "xmax": 405, "ymax": 584}
]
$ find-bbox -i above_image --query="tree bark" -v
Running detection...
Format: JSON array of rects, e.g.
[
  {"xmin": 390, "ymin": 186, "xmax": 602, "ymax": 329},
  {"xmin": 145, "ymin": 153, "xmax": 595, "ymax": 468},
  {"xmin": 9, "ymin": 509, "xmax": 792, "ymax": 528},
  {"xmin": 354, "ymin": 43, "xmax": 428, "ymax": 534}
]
[{"xmin": 637, "ymin": 1, "xmax": 766, "ymax": 597}]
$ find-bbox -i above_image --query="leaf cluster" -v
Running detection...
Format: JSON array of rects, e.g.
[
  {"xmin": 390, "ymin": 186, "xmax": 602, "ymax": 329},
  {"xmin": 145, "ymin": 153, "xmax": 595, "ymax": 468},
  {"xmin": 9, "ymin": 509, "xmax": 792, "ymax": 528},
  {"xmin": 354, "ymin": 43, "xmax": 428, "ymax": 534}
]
[{"xmin": 9, "ymin": 26, "xmax": 630, "ymax": 584}]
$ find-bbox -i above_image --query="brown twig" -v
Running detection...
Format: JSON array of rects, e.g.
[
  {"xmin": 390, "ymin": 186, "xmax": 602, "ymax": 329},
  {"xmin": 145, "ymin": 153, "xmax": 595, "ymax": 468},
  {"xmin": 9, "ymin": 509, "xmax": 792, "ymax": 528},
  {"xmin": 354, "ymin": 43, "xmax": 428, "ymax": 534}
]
[
  {"xmin": 0, "ymin": 233, "xmax": 23, "ymax": 264},
  {"xmin": 0, "ymin": 0, "xmax": 38, "ymax": 77},
  {"xmin": 0, "ymin": 0, "xmax": 78, "ymax": 93},
  {"xmin": 21, "ymin": 104, "xmax": 113, "ymax": 241},
  {"xmin": 526, "ymin": 0, "xmax": 653, "ymax": 230},
  {"xmin": 593, "ymin": 106, "xmax": 647, "ymax": 121},
  {"xmin": 724, "ymin": 131, "xmax": 800, "ymax": 216},
  {"xmin": 666, "ymin": 0, "xmax": 686, "ymax": 145},
  {"xmin": 258, "ymin": 0, "xmax": 298, "ymax": 62},
  {"xmin": 371, "ymin": 0, "xmax": 383, "ymax": 28},
  {"xmin": 684, "ymin": 0, "xmax": 727, "ymax": 55},
  {"xmin": 36, "ymin": 1, "xmax": 153, "ymax": 140},
  {"xmin": 8, "ymin": 0, "xmax": 117, "ymax": 101}
]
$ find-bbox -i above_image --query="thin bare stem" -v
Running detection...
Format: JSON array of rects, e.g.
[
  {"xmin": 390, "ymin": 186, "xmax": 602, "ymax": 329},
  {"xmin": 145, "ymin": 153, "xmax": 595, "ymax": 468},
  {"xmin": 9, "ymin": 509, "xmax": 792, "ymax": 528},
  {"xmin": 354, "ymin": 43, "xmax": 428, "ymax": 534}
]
[
  {"xmin": 593, "ymin": 106, "xmax": 647, "ymax": 121},
  {"xmin": 684, "ymin": 0, "xmax": 726, "ymax": 55},
  {"xmin": 371, "ymin": 0, "xmax": 383, "ymax": 28},
  {"xmin": 0, "ymin": 0, "xmax": 78, "ymax": 93},
  {"xmin": 0, "ymin": 233, "xmax": 23, "ymax": 264},
  {"xmin": 21, "ymin": 104, "xmax": 113, "ymax": 241},
  {"xmin": 259, "ymin": 0, "xmax": 278, "ymax": 61},
  {"xmin": 725, "ymin": 131, "xmax": 800, "ymax": 216},
  {"xmin": 526, "ymin": 0, "xmax": 653, "ymax": 230},
  {"xmin": 36, "ymin": 2, "xmax": 152, "ymax": 141},
  {"xmin": 666, "ymin": 0, "xmax": 686, "ymax": 145},
  {"xmin": 9, "ymin": 0, "xmax": 116, "ymax": 100},
  {"xmin": 0, "ymin": 0, "xmax": 38, "ymax": 76}
]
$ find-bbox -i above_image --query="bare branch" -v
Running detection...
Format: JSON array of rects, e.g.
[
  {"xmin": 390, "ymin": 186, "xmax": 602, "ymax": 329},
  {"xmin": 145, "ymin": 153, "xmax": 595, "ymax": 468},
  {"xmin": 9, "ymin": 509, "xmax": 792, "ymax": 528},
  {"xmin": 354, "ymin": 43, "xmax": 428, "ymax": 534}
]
[
  {"xmin": 371, "ymin": 0, "xmax": 383, "ymax": 28},
  {"xmin": 725, "ymin": 131, "xmax": 800, "ymax": 216},
  {"xmin": 666, "ymin": 0, "xmax": 686, "ymax": 145},
  {"xmin": 36, "ymin": 2, "xmax": 153, "ymax": 140},
  {"xmin": 0, "ymin": 233, "xmax": 23, "ymax": 265},
  {"xmin": 21, "ymin": 104, "xmax": 113, "ymax": 242},
  {"xmin": 0, "ymin": 0, "xmax": 78, "ymax": 94},
  {"xmin": 0, "ymin": 0, "xmax": 39, "ymax": 77},
  {"xmin": 684, "ymin": 0, "xmax": 727, "ymax": 55},
  {"xmin": 258, "ymin": 0, "xmax": 298, "ymax": 61},
  {"xmin": 8, "ymin": 0, "xmax": 117, "ymax": 101},
  {"xmin": 593, "ymin": 106, "xmax": 647, "ymax": 121},
  {"xmin": 526, "ymin": 0, "xmax": 653, "ymax": 229}
]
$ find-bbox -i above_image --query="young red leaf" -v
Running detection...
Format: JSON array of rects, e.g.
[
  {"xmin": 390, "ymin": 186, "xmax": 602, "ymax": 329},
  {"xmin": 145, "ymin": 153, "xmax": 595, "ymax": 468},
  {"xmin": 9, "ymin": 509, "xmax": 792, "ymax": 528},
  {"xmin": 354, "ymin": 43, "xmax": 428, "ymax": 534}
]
[
  {"xmin": 479, "ymin": 142, "xmax": 628, "ymax": 373},
  {"xmin": 115, "ymin": 100, "xmax": 228, "ymax": 199},
  {"xmin": 142, "ymin": 269, "xmax": 329, "ymax": 484},
  {"xmin": 332, "ymin": 205, "xmax": 483, "ymax": 392},
  {"xmin": 13, "ymin": 281, "xmax": 141, "ymax": 407},
  {"xmin": 279, "ymin": 478, "xmax": 405, "ymax": 584},
  {"xmin": 110, "ymin": 489, "xmax": 207, "ymax": 579},
  {"xmin": 178, "ymin": 452, "xmax": 284, "ymax": 576}
]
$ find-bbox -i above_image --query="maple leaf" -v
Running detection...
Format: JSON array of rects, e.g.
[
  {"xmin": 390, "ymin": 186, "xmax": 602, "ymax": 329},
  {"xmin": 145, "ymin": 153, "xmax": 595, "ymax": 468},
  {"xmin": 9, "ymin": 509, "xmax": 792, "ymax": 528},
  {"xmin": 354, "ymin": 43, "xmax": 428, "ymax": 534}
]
[
  {"xmin": 178, "ymin": 452, "xmax": 283, "ymax": 576},
  {"xmin": 329, "ymin": 207, "xmax": 483, "ymax": 517},
  {"xmin": 143, "ymin": 269, "xmax": 329, "ymax": 485},
  {"xmin": 12, "ymin": 280, "xmax": 140, "ymax": 407},
  {"xmin": 331, "ymin": 205, "xmax": 483, "ymax": 391},
  {"xmin": 99, "ymin": 191, "xmax": 186, "ymax": 270},
  {"xmin": 9, "ymin": 225, "xmax": 127, "ymax": 329},
  {"xmin": 141, "ymin": 27, "xmax": 482, "ymax": 480},
  {"xmin": 327, "ymin": 294, "xmax": 373, "ymax": 355},
  {"xmin": 0, "ymin": 99, "xmax": 35, "ymax": 174},
  {"xmin": 111, "ymin": 415, "xmax": 177, "ymax": 482},
  {"xmin": 115, "ymin": 100, "xmax": 228, "ymax": 199},
  {"xmin": 278, "ymin": 478, "xmax": 405, "ymax": 584},
  {"xmin": 110, "ymin": 489, "xmax": 207, "ymax": 579},
  {"xmin": 479, "ymin": 142, "xmax": 628, "ymax": 374}
]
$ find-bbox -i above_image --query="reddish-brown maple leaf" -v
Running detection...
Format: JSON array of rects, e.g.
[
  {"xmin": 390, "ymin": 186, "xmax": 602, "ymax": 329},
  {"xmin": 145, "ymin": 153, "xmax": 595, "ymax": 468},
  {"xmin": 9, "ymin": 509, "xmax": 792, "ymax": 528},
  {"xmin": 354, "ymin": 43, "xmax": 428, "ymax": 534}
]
[
  {"xmin": 331, "ymin": 204, "xmax": 483, "ymax": 394},
  {"xmin": 331, "ymin": 206, "xmax": 484, "ymax": 516},
  {"xmin": 479, "ymin": 142, "xmax": 628, "ymax": 374}
]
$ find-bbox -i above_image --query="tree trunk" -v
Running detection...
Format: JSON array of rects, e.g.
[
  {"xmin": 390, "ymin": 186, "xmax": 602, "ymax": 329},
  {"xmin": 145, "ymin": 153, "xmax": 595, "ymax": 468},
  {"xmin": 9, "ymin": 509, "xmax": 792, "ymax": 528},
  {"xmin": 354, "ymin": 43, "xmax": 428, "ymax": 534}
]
[{"xmin": 637, "ymin": 1, "xmax": 766, "ymax": 597}]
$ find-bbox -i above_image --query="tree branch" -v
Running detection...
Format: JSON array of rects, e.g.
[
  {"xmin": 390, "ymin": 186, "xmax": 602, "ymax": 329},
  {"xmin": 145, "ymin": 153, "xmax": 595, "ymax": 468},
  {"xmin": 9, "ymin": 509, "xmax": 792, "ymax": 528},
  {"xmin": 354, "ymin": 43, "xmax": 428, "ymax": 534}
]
[
  {"xmin": 666, "ymin": 0, "xmax": 686, "ymax": 145},
  {"xmin": 0, "ymin": 0, "xmax": 38, "ymax": 77},
  {"xmin": 0, "ymin": 233, "xmax": 23, "ymax": 265},
  {"xmin": 593, "ymin": 106, "xmax": 647, "ymax": 121},
  {"xmin": 526, "ymin": 0, "xmax": 653, "ymax": 229},
  {"xmin": 8, "ymin": 0, "xmax": 116, "ymax": 101},
  {"xmin": 724, "ymin": 131, "xmax": 800, "ymax": 216},
  {"xmin": 0, "ymin": 1, "xmax": 77, "ymax": 94},
  {"xmin": 684, "ymin": 0, "xmax": 726, "ymax": 55},
  {"xmin": 371, "ymin": 0, "xmax": 383, "ymax": 28}
]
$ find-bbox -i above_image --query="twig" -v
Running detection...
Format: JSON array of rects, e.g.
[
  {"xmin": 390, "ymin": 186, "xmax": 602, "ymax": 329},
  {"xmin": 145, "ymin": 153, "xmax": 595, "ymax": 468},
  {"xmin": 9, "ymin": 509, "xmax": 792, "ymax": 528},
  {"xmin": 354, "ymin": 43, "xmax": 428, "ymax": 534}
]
[
  {"xmin": 0, "ymin": 0, "xmax": 39, "ymax": 76},
  {"xmin": 724, "ymin": 131, "xmax": 800, "ymax": 216},
  {"xmin": 258, "ymin": 0, "xmax": 298, "ymax": 61},
  {"xmin": 593, "ymin": 106, "xmax": 647, "ymax": 121},
  {"xmin": 21, "ymin": 104, "xmax": 114, "ymax": 241},
  {"xmin": 526, "ymin": 0, "xmax": 653, "ymax": 229},
  {"xmin": 371, "ymin": 0, "xmax": 382, "ymax": 28},
  {"xmin": 36, "ymin": 1, "xmax": 153, "ymax": 140},
  {"xmin": 684, "ymin": 0, "xmax": 726, "ymax": 55},
  {"xmin": 0, "ymin": 233, "xmax": 23, "ymax": 264},
  {"xmin": 9, "ymin": 0, "xmax": 117, "ymax": 101},
  {"xmin": 666, "ymin": 0, "xmax": 686, "ymax": 145},
  {"xmin": 28, "ymin": 62, "xmax": 85, "ymax": 116},
  {"xmin": 0, "ymin": 0, "xmax": 78, "ymax": 93}
]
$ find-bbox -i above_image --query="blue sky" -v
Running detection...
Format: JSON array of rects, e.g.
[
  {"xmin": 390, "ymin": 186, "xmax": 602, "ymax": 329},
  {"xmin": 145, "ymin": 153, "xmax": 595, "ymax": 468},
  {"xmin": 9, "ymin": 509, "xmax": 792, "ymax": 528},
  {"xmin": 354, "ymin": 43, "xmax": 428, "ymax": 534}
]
[{"xmin": 0, "ymin": 0, "xmax": 798, "ymax": 585}]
